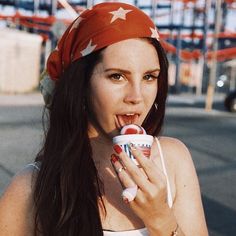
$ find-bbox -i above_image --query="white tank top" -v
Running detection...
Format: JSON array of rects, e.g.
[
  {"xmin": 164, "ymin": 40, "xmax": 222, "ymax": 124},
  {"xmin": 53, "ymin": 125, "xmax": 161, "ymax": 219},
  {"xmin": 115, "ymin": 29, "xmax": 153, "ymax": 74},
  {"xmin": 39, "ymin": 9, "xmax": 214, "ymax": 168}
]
[
  {"xmin": 103, "ymin": 227, "xmax": 148, "ymax": 236},
  {"xmin": 27, "ymin": 137, "xmax": 173, "ymax": 236}
]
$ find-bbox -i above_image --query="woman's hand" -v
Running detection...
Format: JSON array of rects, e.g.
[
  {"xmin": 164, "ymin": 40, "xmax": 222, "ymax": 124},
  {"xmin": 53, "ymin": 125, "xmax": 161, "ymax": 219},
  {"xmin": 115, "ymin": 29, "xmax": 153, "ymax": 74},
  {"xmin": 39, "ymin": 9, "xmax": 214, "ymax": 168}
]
[{"xmin": 111, "ymin": 143, "xmax": 178, "ymax": 235}]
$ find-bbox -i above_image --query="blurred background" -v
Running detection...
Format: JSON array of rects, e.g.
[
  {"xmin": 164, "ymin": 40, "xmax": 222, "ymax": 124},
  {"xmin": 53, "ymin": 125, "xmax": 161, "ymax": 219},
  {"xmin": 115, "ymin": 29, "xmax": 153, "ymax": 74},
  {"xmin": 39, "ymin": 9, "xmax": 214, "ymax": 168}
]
[{"xmin": 0, "ymin": 0, "xmax": 235, "ymax": 235}]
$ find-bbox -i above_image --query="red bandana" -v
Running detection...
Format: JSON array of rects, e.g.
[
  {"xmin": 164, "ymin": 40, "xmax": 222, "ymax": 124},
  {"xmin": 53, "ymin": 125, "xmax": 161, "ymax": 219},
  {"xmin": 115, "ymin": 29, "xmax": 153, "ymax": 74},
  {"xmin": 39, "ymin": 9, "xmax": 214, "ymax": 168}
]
[{"xmin": 46, "ymin": 2, "xmax": 160, "ymax": 81}]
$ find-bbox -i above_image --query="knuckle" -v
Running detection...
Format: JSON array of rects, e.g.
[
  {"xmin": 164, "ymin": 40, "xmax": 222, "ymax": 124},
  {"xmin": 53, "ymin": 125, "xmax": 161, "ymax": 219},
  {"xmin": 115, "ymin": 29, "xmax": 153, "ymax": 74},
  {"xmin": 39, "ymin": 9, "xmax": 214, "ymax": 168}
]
[
  {"xmin": 118, "ymin": 172, "xmax": 125, "ymax": 181},
  {"xmin": 147, "ymin": 188, "xmax": 158, "ymax": 200},
  {"xmin": 159, "ymin": 178, "xmax": 167, "ymax": 189},
  {"xmin": 136, "ymin": 195, "xmax": 147, "ymax": 205}
]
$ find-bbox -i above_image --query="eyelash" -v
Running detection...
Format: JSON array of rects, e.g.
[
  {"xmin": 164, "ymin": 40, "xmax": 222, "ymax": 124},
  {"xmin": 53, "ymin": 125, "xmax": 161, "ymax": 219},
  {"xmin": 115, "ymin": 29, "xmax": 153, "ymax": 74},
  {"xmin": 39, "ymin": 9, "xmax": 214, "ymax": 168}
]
[
  {"xmin": 143, "ymin": 74, "xmax": 159, "ymax": 81},
  {"xmin": 109, "ymin": 73, "xmax": 123, "ymax": 81},
  {"xmin": 108, "ymin": 73, "xmax": 159, "ymax": 81}
]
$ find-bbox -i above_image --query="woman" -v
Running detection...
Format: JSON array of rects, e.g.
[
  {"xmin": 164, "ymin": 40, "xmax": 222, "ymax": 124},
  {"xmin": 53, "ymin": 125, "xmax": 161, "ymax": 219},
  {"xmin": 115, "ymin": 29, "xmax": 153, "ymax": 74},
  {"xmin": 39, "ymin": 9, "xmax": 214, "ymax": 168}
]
[{"xmin": 0, "ymin": 2, "xmax": 208, "ymax": 236}]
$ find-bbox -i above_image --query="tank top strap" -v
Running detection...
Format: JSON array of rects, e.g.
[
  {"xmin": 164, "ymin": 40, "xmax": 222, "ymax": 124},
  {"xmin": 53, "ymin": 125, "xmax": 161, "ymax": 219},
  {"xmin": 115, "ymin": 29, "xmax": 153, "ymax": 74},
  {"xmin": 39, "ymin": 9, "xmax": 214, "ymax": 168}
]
[{"xmin": 154, "ymin": 137, "xmax": 173, "ymax": 208}]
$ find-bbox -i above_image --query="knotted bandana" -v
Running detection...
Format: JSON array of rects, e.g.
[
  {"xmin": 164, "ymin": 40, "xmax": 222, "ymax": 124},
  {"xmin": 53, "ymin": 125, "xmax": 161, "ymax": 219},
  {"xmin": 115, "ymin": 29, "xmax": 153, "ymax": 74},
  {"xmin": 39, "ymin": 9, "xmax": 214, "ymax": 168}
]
[{"xmin": 46, "ymin": 2, "xmax": 160, "ymax": 81}]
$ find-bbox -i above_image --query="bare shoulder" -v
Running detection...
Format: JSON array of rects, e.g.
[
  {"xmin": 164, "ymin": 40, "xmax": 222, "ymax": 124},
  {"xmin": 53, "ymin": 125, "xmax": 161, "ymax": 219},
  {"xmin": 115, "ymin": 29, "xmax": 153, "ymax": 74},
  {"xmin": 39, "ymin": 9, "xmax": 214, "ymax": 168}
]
[
  {"xmin": 154, "ymin": 136, "xmax": 195, "ymax": 192},
  {"xmin": 158, "ymin": 136, "xmax": 189, "ymax": 149},
  {"xmin": 157, "ymin": 136, "xmax": 192, "ymax": 165},
  {"xmin": 0, "ymin": 165, "xmax": 37, "ymax": 235},
  {"xmin": 157, "ymin": 137, "xmax": 208, "ymax": 235},
  {"xmin": 156, "ymin": 136, "xmax": 200, "ymax": 188},
  {"xmin": 0, "ymin": 164, "xmax": 36, "ymax": 202},
  {"xmin": 156, "ymin": 136, "xmax": 197, "ymax": 195}
]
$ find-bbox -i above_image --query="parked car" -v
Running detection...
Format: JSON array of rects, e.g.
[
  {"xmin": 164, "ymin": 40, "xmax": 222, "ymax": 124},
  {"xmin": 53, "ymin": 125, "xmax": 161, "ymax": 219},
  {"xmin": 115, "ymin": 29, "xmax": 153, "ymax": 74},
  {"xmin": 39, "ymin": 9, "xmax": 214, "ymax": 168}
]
[{"xmin": 224, "ymin": 90, "xmax": 236, "ymax": 112}]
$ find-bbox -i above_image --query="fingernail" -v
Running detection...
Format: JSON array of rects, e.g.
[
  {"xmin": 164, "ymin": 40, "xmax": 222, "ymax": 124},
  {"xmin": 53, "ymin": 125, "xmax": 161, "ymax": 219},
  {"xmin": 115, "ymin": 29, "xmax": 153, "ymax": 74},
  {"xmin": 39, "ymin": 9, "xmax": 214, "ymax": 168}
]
[
  {"xmin": 110, "ymin": 154, "xmax": 119, "ymax": 164},
  {"xmin": 128, "ymin": 142, "xmax": 137, "ymax": 151},
  {"xmin": 113, "ymin": 144, "xmax": 123, "ymax": 154}
]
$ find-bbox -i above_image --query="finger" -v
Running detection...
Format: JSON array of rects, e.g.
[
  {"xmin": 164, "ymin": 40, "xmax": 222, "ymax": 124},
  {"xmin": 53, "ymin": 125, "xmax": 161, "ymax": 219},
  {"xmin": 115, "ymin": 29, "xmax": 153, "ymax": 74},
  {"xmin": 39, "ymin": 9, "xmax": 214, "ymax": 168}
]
[
  {"xmin": 113, "ymin": 145, "xmax": 152, "ymax": 192},
  {"xmin": 113, "ymin": 144, "xmax": 146, "ymax": 176},
  {"xmin": 129, "ymin": 143, "xmax": 166, "ymax": 185},
  {"xmin": 110, "ymin": 154, "xmax": 136, "ymax": 189},
  {"xmin": 149, "ymin": 140, "xmax": 165, "ymax": 174}
]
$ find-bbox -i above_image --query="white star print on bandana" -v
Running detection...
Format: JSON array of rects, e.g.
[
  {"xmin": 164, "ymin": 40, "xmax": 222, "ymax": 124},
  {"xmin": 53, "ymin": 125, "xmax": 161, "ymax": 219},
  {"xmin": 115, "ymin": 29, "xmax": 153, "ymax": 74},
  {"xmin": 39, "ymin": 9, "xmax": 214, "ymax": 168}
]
[
  {"xmin": 150, "ymin": 27, "xmax": 160, "ymax": 40},
  {"xmin": 46, "ymin": 2, "xmax": 162, "ymax": 81},
  {"xmin": 80, "ymin": 39, "xmax": 97, "ymax": 56},
  {"xmin": 109, "ymin": 7, "xmax": 132, "ymax": 23}
]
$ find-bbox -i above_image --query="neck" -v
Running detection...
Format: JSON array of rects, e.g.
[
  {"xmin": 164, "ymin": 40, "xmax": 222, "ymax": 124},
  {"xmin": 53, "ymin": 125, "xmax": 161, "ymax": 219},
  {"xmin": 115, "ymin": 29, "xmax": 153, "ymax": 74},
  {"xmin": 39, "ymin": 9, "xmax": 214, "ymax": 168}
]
[{"xmin": 88, "ymin": 123, "xmax": 118, "ymax": 170}]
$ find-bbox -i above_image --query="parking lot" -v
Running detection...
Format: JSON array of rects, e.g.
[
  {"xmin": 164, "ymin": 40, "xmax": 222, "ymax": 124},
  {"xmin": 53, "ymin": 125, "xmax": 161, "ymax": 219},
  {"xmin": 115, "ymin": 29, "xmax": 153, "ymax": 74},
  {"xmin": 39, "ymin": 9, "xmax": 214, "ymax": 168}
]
[{"xmin": 0, "ymin": 92, "xmax": 235, "ymax": 236}]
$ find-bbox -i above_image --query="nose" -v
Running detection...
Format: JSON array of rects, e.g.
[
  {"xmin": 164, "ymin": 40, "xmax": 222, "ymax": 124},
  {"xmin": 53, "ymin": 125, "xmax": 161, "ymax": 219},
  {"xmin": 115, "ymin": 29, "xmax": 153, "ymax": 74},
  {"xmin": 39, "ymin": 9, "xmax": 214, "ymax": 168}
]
[{"xmin": 123, "ymin": 82, "xmax": 143, "ymax": 105}]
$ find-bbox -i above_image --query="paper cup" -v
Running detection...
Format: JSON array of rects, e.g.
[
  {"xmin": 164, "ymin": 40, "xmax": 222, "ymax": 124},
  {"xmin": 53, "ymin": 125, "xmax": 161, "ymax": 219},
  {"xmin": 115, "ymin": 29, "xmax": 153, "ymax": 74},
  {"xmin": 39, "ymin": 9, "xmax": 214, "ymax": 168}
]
[{"xmin": 112, "ymin": 134, "xmax": 153, "ymax": 165}]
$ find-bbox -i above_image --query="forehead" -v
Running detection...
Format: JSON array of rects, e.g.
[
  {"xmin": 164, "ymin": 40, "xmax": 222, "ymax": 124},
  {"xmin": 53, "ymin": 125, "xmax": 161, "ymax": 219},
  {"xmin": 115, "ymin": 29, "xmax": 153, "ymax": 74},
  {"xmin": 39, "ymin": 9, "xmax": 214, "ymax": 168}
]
[{"xmin": 100, "ymin": 38, "xmax": 160, "ymax": 69}]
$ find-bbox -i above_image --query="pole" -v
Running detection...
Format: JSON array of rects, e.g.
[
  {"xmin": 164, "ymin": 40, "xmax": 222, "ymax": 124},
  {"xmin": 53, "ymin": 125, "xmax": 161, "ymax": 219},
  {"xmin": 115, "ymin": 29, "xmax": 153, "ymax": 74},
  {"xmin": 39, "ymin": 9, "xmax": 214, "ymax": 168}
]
[
  {"xmin": 202, "ymin": 0, "xmax": 211, "ymax": 94},
  {"xmin": 34, "ymin": 0, "xmax": 40, "ymax": 15},
  {"xmin": 205, "ymin": 0, "xmax": 222, "ymax": 111},
  {"xmin": 169, "ymin": 0, "xmax": 175, "ymax": 45},
  {"xmin": 87, "ymin": 0, "xmax": 94, "ymax": 9},
  {"xmin": 191, "ymin": 1, "xmax": 196, "ymax": 50},
  {"xmin": 174, "ymin": 1, "xmax": 185, "ymax": 94},
  {"xmin": 58, "ymin": 0, "xmax": 77, "ymax": 18},
  {"xmin": 51, "ymin": 0, "xmax": 57, "ymax": 16},
  {"xmin": 151, "ymin": 0, "xmax": 156, "ymax": 21},
  {"xmin": 15, "ymin": 0, "xmax": 19, "ymax": 11}
]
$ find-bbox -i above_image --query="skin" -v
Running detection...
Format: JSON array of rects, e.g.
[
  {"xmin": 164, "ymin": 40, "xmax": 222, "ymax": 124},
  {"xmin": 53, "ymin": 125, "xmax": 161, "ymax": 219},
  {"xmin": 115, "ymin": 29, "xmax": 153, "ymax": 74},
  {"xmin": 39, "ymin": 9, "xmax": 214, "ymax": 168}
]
[
  {"xmin": 0, "ymin": 39, "xmax": 208, "ymax": 235},
  {"xmin": 88, "ymin": 38, "xmax": 159, "ymax": 139}
]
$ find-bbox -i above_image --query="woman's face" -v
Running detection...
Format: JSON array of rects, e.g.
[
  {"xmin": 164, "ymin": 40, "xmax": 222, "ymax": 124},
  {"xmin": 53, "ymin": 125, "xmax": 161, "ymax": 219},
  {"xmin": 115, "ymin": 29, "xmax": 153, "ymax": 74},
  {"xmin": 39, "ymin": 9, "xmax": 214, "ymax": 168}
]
[{"xmin": 89, "ymin": 38, "xmax": 160, "ymax": 137}]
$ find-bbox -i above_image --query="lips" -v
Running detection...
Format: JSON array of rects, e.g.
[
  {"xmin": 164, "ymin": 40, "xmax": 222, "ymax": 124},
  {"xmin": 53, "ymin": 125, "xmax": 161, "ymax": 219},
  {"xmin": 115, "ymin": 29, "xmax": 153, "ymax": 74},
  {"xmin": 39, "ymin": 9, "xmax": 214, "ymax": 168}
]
[{"xmin": 116, "ymin": 114, "xmax": 140, "ymax": 127}]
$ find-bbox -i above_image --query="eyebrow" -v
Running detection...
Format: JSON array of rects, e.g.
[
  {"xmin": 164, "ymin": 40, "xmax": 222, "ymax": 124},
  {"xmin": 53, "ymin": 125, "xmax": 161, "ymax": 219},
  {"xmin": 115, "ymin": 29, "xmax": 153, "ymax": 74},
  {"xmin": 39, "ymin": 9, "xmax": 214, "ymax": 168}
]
[{"xmin": 104, "ymin": 68, "xmax": 160, "ymax": 74}]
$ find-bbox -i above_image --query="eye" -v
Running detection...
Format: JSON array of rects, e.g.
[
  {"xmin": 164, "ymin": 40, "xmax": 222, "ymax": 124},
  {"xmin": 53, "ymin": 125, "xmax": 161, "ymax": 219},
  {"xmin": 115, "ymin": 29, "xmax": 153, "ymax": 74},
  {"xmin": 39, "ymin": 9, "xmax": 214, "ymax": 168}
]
[
  {"xmin": 108, "ymin": 73, "xmax": 124, "ymax": 81},
  {"xmin": 143, "ymin": 74, "xmax": 159, "ymax": 81}
]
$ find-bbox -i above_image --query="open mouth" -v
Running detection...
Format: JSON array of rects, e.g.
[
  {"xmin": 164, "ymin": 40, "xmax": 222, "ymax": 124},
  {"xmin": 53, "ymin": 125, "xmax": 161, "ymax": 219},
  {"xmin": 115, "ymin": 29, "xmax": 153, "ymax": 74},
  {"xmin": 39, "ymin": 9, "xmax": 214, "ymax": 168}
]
[{"xmin": 116, "ymin": 113, "xmax": 140, "ymax": 127}]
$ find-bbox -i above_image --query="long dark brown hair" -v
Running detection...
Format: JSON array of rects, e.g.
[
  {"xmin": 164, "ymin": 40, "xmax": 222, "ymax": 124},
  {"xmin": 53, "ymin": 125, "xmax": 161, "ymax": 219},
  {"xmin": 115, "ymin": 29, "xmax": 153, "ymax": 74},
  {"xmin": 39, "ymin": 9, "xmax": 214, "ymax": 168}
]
[{"xmin": 33, "ymin": 38, "xmax": 168, "ymax": 235}]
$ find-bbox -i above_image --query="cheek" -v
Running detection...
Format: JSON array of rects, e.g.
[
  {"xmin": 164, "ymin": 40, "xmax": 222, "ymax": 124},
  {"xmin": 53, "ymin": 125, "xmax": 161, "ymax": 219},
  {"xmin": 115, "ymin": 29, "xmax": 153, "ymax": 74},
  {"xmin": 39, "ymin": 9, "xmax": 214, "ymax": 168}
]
[
  {"xmin": 90, "ymin": 83, "xmax": 117, "ymax": 116},
  {"xmin": 144, "ymin": 83, "xmax": 158, "ymax": 105},
  {"xmin": 90, "ymin": 87, "xmax": 104, "ymax": 112}
]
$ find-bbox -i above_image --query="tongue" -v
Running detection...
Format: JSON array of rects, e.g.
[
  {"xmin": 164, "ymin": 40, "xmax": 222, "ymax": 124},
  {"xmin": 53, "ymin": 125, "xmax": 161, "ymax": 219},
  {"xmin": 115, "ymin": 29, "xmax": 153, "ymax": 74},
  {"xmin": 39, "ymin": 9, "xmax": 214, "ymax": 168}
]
[{"xmin": 117, "ymin": 114, "xmax": 139, "ymax": 126}]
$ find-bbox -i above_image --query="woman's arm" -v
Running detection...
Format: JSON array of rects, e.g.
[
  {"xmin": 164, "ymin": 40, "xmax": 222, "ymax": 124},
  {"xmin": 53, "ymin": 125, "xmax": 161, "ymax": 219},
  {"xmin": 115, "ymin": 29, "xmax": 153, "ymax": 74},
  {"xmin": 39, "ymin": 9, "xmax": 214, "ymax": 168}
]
[
  {"xmin": 0, "ymin": 166, "xmax": 35, "ymax": 236},
  {"xmin": 160, "ymin": 137, "xmax": 209, "ymax": 236},
  {"xmin": 112, "ymin": 137, "xmax": 208, "ymax": 236}
]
